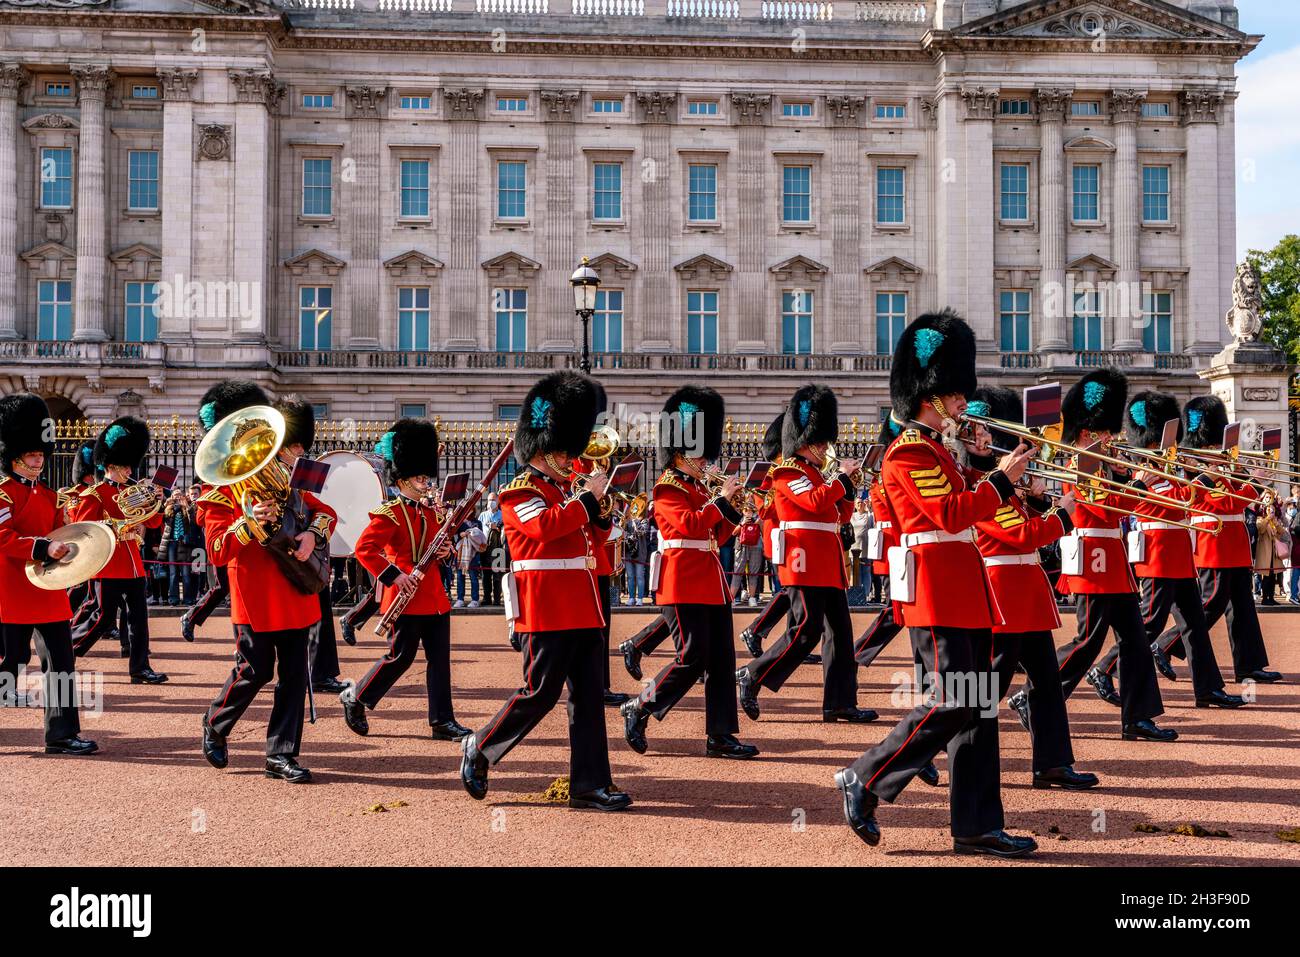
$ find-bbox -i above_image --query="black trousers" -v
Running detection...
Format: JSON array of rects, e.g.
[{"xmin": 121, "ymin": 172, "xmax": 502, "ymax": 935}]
[
  {"xmin": 742, "ymin": 586, "xmax": 792, "ymax": 641},
  {"xmin": 354, "ymin": 613, "xmax": 454, "ymax": 724},
  {"xmin": 475, "ymin": 628, "xmax": 612, "ymax": 795},
  {"xmin": 637, "ymin": 603, "xmax": 739, "ymax": 737},
  {"xmin": 597, "ymin": 575, "xmax": 615, "ymax": 690},
  {"xmin": 1097, "ymin": 577, "xmax": 1225, "ymax": 698},
  {"xmin": 71, "ymin": 578, "xmax": 152, "ymax": 674},
  {"xmin": 848, "ymin": 625, "xmax": 1002, "ymax": 838},
  {"xmin": 1057, "ymin": 593, "xmax": 1163, "ymax": 725},
  {"xmin": 629, "ymin": 608, "xmax": 677, "ymax": 656},
  {"xmin": 188, "ymin": 566, "xmax": 230, "ymax": 627},
  {"xmin": 853, "ymin": 604, "xmax": 905, "ymax": 667},
  {"xmin": 480, "ymin": 568, "xmax": 502, "ymax": 606},
  {"xmin": 309, "ymin": 588, "xmax": 340, "ymax": 682},
  {"xmin": 741, "ymin": 585, "xmax": 856, "ymax": 711},
  {"xmin": 1, "ymin": 621, "xmax": 81, "ymax": 743},
  {"xmin": 342, "ymin": 587, "xmax": 381, "ymax": 633},
  {"xmin": 1157, "ymin": 567, "xmax": 1270, "ymax": 677},
  {"xmin": 993, "ymin": 631, "xmax": 1074, "ymax": 773},
  {"xmin": 206, "ymin": 624, "xmax": 309, "ymax": 758}
]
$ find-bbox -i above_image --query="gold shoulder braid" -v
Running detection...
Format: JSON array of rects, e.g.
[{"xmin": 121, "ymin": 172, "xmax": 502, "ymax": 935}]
[
  {"xmin": 369, "ymin": 498, "xmax": 401, "ymax": 523},
  {"xmin": 198, "ymin": 487, "xmax": 235, "ymax": 508},
  {"xmin": 655, "ymin": 470, "xmax": 687, "ymax": 492},
  {"xmin": 501, "ymin": 472, "xmax": 538, "ymax": 495},
  {"xmin": 896, "ymin": 429, "xmax": 927, "ymax": 447},
  {"xmin": 771, "ymin": 457, "xmax": 804, "ymax": 476}
]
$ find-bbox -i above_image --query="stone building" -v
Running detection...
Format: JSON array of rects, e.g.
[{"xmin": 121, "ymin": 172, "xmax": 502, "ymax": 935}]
[{"xmin": 0, "ymin": 0, "xmax": 1259, "ymax": 427}]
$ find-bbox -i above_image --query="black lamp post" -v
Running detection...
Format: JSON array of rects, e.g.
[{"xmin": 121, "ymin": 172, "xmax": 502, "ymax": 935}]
[{"xmin": 570, "ymin": 257, "xmax": 601, "ymax": 375}]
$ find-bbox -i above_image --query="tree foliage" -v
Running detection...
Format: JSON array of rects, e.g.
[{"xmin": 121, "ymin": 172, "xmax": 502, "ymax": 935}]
[{"xmin": 1246, "ymin": 234, "xmax": 1300, "ymax": 365}]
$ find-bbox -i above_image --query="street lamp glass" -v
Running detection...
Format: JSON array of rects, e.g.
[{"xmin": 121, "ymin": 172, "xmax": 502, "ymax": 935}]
[{"xmin": 570, "ymin": 264, "xmax": 600, "ymax": 313}]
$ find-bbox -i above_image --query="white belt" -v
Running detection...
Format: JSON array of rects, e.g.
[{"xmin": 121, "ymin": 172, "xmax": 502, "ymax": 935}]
[
  {"xmin": 1191, "ymin": 514, "xmax": 1243, "ymax": 526},
  {"xmin": 659, "ymin": 538, "xmax": 714, "ymax": 551},
  {"xmin": 982, "ymin": 553, "xmax": 1041, "ymax": 568},
  {"xmin": 780, "ymin": 521, "xmax": 840, "ymax": 534},
  {"xmin": 1138, "ymin": 521, "xmax": 1183, "ymax": 532},
  {"xmin": 876, "ymin": 522, "xmax": 892, "ymax": 530},
  {"xmin": 511, "ymin": 557, "xmax": 595, "ymax": 572},
  {"xmin": 1072, "ymin": 528, "xmax": 1123, "ymax": 539},
  {"xmin": 901, "ymin": 529, "xmax": 975, "ymax": 548}
]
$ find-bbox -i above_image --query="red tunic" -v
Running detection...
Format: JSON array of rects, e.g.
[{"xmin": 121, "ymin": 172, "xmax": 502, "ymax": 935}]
[
  {"xmin": 500, "ymin": 468, "xmax": 609, "ymax": 634},
  {"xmin": 652, "ymin": 470, "xmax": 739, "ymax": 606},
  {"xmin": 1190, "ymin": 475, "xmax": 1257, "ymax": 569},
  {"xmin": 70, "ymin": 480, "xmax": 163, "ymax": 579},
  {"xmin": 198, "ymin": 488, "xmax": 337, "ymax": 632},
  {"xmin": 868, "ymin": 480, "xmax": 898, "ymax": 577},
  {"xmin": 0, "ymin": 475, "xmax": 73, "ymax": 624},
  {"xmin": 975, "ymin": 494, "xmax": 1070, "ymax": 635},
  {"xmin": 1130, "ymin": 473, "xmax": 1196, "ymax": 580},
  {"xmin": 1055, "ymin": 471, "xmax": 1142, "ymax": 596},
  {"xmin": 880, "ymin": 429, "xmax": 1009, "ymax": 629},
  {"xmin": 770, "ymin": 456, "xmax": 854, "ymax": 589},
  {"xmin": 354, "ymin": 496, "xmax": 451, "ymax": 617}
]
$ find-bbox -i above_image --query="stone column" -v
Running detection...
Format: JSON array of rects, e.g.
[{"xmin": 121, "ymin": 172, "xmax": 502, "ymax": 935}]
[
  {"xmin": 933, "ymin": 91, "xmax": 964, "ymax": 317},
  {"xmin": 444, "ymin": 88, "xmax": 483, "ymax": 350},
  {"xmin": 0, "ymin": 64, "xmax": 26, "ymax": 341},
  {"xmin": 539, "ymin": 90, "xmax": 580, "ymax": 351},
  {"xmin": 1035, "ymin": 87, "xmax": 1072, "ymax": 351},
  {"xmin": 1182, "ymin": 89, "xmax": 1226, "ymax": 354},
  {"xmin": 827, "ymin": 95, "xmax": 864, "ymax": 352},
  {"xmin": 71, "ymin": 64, "xmax": 113, "ymax": 342},
  {"xmin": 961, "ymin": 86, "xmax": 998, "ymax": 348},
  {"xmin": 157, "ymin": 68, "xmax": 197, "ymax": 342},
  {"xmin": 1110, "ymin": 89, "xmax": 1146, "ymax": 350},
  {"xmin": 730, "ymin": 91, "xmax": 770, "ymax": 353},
  {"xmin": 345, "ymin": 85, "xmax": 387, "ymax": 349},
  {"xmin": 636, "ymin": 91, "xmax": 675, "ymax": 351},
  {"xmin": 228, "ymin": 70, "xmax": 279, "ymax": 343}
]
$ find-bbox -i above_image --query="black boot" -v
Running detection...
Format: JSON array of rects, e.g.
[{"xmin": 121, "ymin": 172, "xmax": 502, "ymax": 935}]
[
  {"xmin": 620, "ymin": 699, "xmax": 649, "ymax": 755},
  {"xmin": 953, "ymin": 830, "xmax": 1038, "ymax": 858},
  {"xmin": 1122, "ymin": 719, "xmax": 1178, "ymax": 742},
  {"xmin": 202, "ymin": 718, "xmax": 228, "ymax": 769},
  {"xmin": 603, "ymin": 689, "xmax": 631, "ymax": 707},
  {"xmin": 339, "ymin": 687, "xmax": 369, "ymax": 736},
  {"xmin": 1195, "ymin": 689, "xmax": 1246, "ymax": 709},
  {"xmin": 917, "ymin": 762, "xmax": 941, "ymax": 787},
  {"xmin": 1032, "ymin": 765, "xmax": 1100, "ymax": 790},
  {"xmin": 823, "ymin": 707, "xmax": 878, "ymax": 723},
  {"xmin": 460, "ymin": 734, "xmax": 488, "ymax": 799},
  {"xmin": 833, "ymin": 768, "xmax": 880, "ymax": 847},
  {"xmin": 130, "ymin": 668, "xmax": 168, "ymax": 685},
  {"xmin": 568, "ymin": 786, "xmax": 632, "ymax": 811},
  {"xmin": 1236, "ymin": 669, "xmax": 1283, "ymax": 684},
  {"xmin": 706, "ymin": 734, "xmax": 759, "ymax": 759},
  {"xmin": 1007, "ymin": 690, "xmax": 1030, "ymax": 731},
  {"xmin": 736, "ymin": 667, "xmax": 760, "ymax": 721},
  {"xmin": 180, "ymin": 611, "xmax": 196, "ymax": 643},
  {"xmin": 312, "ymin": 676, "xmax": 348, "ymax": 695},
  {"xmin": 45, "ymin": 736, "xmax": 98, "ymax": 756},
  {"xmin": 339, "ymin": 617, "xmax": 357, "ymax": 646},
  {"xmin": 1151, "ymin": 643, "xmax": 1177, "ymax": 682},
  {"xmin": 265, "ymin": 756, "xmax": 312, "ymax": 783},
  {"xmin": 619, "ymin": 639, "xmax": 643, "ymax": 682},
  {"xmin": 740, "ymin": 628, "xmax": 762, "ymax": 658},
  {"xmin": 1085, "ymin": 667, "xmax": 1120, "ymax": 707},
  {"xmin": 431, "ymin": 718, "xmax": 472, "ymax": 742}
]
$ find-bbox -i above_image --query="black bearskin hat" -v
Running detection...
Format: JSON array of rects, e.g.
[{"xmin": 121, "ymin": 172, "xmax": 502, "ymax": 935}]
[
  {"xmin": 0, "ymin": 393, "xmax": 54, "ymax": 472},
  {"xmin": 762, "ymin": 414, "xmax": 784, "ymax": 462},
  {"xmin": 1125, "ymin": 392, "xmax": 1183, "ymax": 449},
  {"xmin": 275, "ymin": 397, "xmax": 316, "ymax": 453},
  {"xmin": 513, "ymin": 371, "xmax": 601, "ymax": 466},
  {"xmin": 781, "ymin": 385, "xmax": 838, "ymax": 458},
  {"xmin": 659, "ymin": 386, "xmax": 725, "ymax": 470},
  {"xmin": 889, "ymin": 310, "xmax": 978, "ymax": 422},
  {"xmin": 969, "ymin": 386, "xmax": 1022, "ymax": 452},
  {"xmin": 1061, "ymin": 368, "xmax": 1128, "ymax": 446},
  {"xmin": 377, "ymin": 418, "xmax": 439, "ymax": 484},
  {"xmin": 94, "ymin": 416, "xmax": 150, "ymax": 471},
  {"xmin": 198, "ymin": 379, "xmax": 270, "ymax": 433},
  {"xmin": 1183, "ymin": 395, "xmax": 1229, "ymax": 450}
]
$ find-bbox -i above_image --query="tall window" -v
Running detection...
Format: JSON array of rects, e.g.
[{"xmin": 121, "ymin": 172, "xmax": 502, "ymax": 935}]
[
  {"xmin": 876, "ymin": 167, "xmax": 905, "ymax": 224},
  {"xmin": 1142, "ymin": 165, "xmax": 1170, "ymax": 223},
  {"xmin": 497, "ymin": 160, "xmax": 526, "ymax": 219},
  {"xmin": 687, "ymin": 291, "xmax": 718, "ymax": 354},
  {"xmin": 127, "ymin": 150, "xmax": 159, "ymax": 211},
  {"xmin": 1142, "ymin": 291, "xmax": 1173, "ymax": 353},
  {"xmin": 399, "ymin": 160, "xmax": 429, "ymax": 218},
  {"xmin": 124, "ymin": 281, "xmax": 160, "ymax": 342},
  {"xmin": 1072, "ymin": 164, "xmax": 1100, "ymax": 221},
  {"xmin": 302, "ymin": 158, "xmax": 332, "ymax": 217},
  {"xmin": 593, "ymin": 289, "xmax": 623, "ymax": 353},
  {"xmin": 781, "ymin": 291, "xmax": 813, "ymax": 355},
  {"xmin": 40, "ymin": 147, "xmax": 73, "ymax": 209},
  {"xmin": 782, "ymin": 165, "xmax": 811, "ymax": 223},
  {"xmin": 398, "ymin": 287, "xmax": 430, "ymax": 351},
  {"xmin": 299, "ymin": 286, "xmax": 332, "ymax": 350},
  {"xmin": 1072, "ymin": 290, "xmax": 1103, "ymax": 351},
  {"xmin": 37, "ymin": 280, "xmax": 73, "ymax": 341},
  {"xmin": 494, "ymin": 288, "xmax": 527, "ymax": 351},
  {"xmin": 874, "ymin": 292, "xmax": 907, "ymax": 355},
  {"xmin": 687, "ymin": 164, "xmax": 717, "ymax": 222},
  {"xmin": 1000, "ymin": 163, "xmax": 1029, "ymax": 221},
  {"xmin": 593, "ymin": 163, "xmax": 622, "ymax": 221},
  {"xmin": 999, "ymin": 290, "xmax": 1031, "ymax": 352}
]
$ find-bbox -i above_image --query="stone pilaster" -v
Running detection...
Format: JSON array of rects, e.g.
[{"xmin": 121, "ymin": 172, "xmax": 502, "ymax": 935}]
[
  {"xmin": 636, "ymin": 90, "xmax": 675, "ymax": 351},
  {"xmin": 961, "ymin": 86, "xmax": 998, "ymax": 348},
  {"xmin": 444, "ymin": 88, "xmax": 483, "ymax": 349},
  {"xmin": 538, "ymin": 90, "xmax": 580, "ymax": 351},
  {"xmin": 1109, "ymin": 89, "xmax": 1146, "ymax": 349},
  {"xmin": 345, "ymin": 85, "xmax": 387, "ymax": 349},
  {"xmin": 1181, "ymin": 88, "xmax": 1226, "ymax": 353},
  {"xmin": 0, "ymin": 64, "xmax": 26, "ymax": 341},
  {"xmin": 71, "ymin": 64, "xmax": 113, "ymax": 341},
  {"xmin": 729, "ymin": 91, "xmax": 770, "ymax": 352},
  {"xmin": 157, "ymin": 68, "xmax": 198, "ymax": 342},
  {"xmin": 227, "ymin": 70, "xmax": 278, "ymax": 342},
  {"xmin": 1035, "ymin": 87, "xmax": 1072, "ymax": 351},
  {"xmin": 827, "ymin": 96, "xmax": 864, "ymax": 352}
]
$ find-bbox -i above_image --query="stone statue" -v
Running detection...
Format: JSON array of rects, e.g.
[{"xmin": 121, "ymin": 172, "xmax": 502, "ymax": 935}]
[{"xmin": 1225, "ymin": 260, "xmax": 1264, "ymax": 343}]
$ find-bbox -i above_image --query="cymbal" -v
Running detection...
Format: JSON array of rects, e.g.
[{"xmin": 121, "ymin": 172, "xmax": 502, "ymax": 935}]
[{"xmin": 25, "ymin": 521, "xmax": 116, "ymax": 591}]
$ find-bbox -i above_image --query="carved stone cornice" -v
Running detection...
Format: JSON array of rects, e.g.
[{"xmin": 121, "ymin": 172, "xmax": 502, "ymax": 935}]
[
  {"xmin": 825, "ymin": 95, "xmax": 866, "ymax": 127},
  {"xmin": 0, "ymin": 64, "xmax": 28, "ymax": 100},
  {"xmin": 1034, "ymin": 87, "xmax": 1074, "ymax": 122},
  {"xmin": 70, "ymin": 64, "xmax": 113, "ymax": 102},
  {"xmin": 443, "ymin": 87, "xmax": 484, "ymax": 122},
  {"xmin": 729, "ymin": 92, "xmax": 771, "ymax": 125},
  {"xmin": 960, "ymin": 85, "xmax": 999, "ymax": 121},
  {"xmin": 1180, "ymin": 88, "xmax": 1225, "ymax": 125},
  {"xmin": 227, "ymin": 69, "xmax": 279, "ymax": 108},
  {"xmin": 919, "ymin": 97, "xmax": 938, "ymax": 128},
  {"xmin": 345, "ymin": 85, "xmax": 388, "ymax": 119},
  {"xmin": 635, "ymin": 90, "xmax": 677, "ymax": 124},
  {"xmin": 1108, "ymin": 88, "xmax": 1147, "ymax": 124},
  {"xmin": 538, "ymin": 89, "xmax": 580, "ymax": 121},
  {"xmin": 157, "ymin": 67, "xmax": 199, "ymax": 103}
]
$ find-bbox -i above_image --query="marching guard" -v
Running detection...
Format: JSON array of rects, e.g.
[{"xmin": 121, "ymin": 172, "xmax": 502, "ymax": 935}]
[
  {"xmin": 460, "ymin": 371, "xmax": 631, "ymax": 811},
  {"xmin": 735, "ymin": 414, "xmax": 793, "ymax": 660}
]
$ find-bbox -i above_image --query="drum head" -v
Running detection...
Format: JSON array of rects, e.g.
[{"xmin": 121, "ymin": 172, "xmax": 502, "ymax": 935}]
[
  {"xmin": 317, "ymin": 450, "xmax": 386, "ymax": 557},
  {"xmin": 26, "ymin": 521, "xmax": 116, "ymax": 590}
]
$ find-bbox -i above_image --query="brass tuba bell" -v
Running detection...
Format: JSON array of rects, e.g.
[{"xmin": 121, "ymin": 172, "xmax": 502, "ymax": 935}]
[{"xmin": 194, "ymin": 405, "xmax": 292, "ymax": 543}]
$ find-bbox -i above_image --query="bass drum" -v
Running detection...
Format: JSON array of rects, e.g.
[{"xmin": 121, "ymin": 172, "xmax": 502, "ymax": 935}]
[{"xmin": 316, "ymin": 450, "xmax": 387, "ymax": 557}]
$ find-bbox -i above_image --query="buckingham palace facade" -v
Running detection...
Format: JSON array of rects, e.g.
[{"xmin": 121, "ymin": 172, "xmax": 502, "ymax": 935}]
[{"xmin": 0, "ymin": 0, "xmax": 1257, "ymax": 425}]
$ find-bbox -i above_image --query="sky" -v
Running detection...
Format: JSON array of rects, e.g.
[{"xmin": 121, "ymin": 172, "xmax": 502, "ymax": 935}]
[{"xmin": 1234, "ymin": 1, "xmax": 1300, "ymax": 258}]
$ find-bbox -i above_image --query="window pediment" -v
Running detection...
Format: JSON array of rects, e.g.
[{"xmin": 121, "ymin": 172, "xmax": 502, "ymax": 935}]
[
  {"xmin": 864, "ymin": 256, "xmax": 922, "ymax": 282},
  {"xmin": 587, "ymin": 252, "xmax": 637, "ymax": 280},
  {"xmin": 384, "ymin": 250, "xmax": 444, "ymax": 279},
  {"xmin": 481, "ymin": 251, "xmax": 541, "ymax": 281},
  {"xmin": 769, "ymin": 254, "xmax": 828, "ymax": 283},
  {"xmin": 673, "ymin": 254, "xmax": 732, "ymax": 281},
  {"xmin": 283, "ymin": 248, "xmax": 346, "ymax": 277}
]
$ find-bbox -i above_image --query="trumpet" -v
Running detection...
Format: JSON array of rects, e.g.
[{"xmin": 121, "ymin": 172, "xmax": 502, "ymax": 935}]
[{"xmin": 703, "ymin": 464, "xmax": 747, "ymax": 511}]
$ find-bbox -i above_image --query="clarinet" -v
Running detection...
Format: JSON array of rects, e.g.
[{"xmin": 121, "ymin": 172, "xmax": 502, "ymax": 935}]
[{"xmin": 374, "ymin": 440, "xmax": 515, "ymax": 638}]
